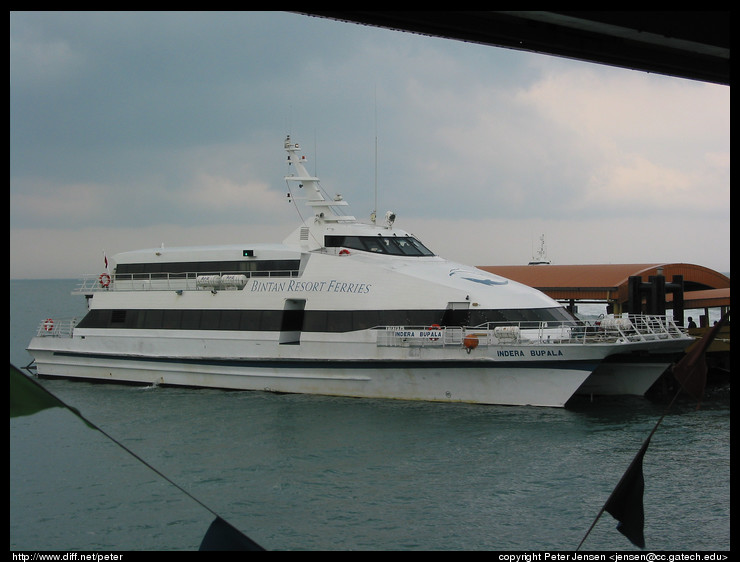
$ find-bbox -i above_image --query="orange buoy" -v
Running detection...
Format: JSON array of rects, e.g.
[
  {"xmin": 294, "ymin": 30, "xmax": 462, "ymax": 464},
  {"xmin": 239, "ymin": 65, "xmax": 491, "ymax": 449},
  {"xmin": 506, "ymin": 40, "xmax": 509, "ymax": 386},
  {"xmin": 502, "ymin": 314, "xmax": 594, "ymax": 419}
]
[{"xmin": 463, "ymin": 335, "xmax": 479, "ymax": 353}]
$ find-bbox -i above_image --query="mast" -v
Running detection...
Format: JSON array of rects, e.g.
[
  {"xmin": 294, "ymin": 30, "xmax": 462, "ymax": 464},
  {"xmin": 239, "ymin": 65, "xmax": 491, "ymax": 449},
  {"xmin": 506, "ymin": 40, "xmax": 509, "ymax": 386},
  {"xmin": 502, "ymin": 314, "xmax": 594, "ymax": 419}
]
[
  {"xmin": 284, "ymin": 136, "xmax": 355, "ymax": 223},
  {"xmin": 528, "ymin": 234, "xmax": 551, "ymax": 265}
]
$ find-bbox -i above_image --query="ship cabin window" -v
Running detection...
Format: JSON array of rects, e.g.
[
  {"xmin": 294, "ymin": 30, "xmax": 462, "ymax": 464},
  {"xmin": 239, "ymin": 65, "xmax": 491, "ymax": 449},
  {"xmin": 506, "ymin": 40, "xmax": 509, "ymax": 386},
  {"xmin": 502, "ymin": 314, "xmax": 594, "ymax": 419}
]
[
  {"xmin": 76, "ymin": 305, "xmax": 577, "ymax": 333},
  {"xmin": 325, "ymin": 235, "xmax": 434, "ymax": 256},
  {"xmin": 115, "ymin": 259, "xmax": 300, "ymax": 278}
]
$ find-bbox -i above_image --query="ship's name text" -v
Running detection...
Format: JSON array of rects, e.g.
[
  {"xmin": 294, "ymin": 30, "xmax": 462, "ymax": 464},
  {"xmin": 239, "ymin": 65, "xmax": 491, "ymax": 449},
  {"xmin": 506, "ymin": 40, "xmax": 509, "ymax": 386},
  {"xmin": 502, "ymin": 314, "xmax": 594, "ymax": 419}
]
[
  {"xmin": 250, "ymin": 279, "xmax": 372, "ymax": 294},
  {"xmin": 497, "ymin": 349, "xmax": 564, "ymax": 357}
]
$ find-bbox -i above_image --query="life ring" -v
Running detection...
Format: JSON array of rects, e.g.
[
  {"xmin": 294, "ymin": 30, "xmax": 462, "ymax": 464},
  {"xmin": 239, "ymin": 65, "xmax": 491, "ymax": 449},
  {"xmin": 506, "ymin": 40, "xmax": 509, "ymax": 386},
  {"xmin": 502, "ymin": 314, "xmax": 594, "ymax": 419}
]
[
  {"xmin": 428, "ymin": 324, "xmax": 442, "ymax": 341},
  {"xmin": 99, "ymin": 273, "xmax": 111, "ymax": 288},
  {"xmin": 43, "ymin": 318, "xmax": 54, "ymax": 332},
  {"xmin": 339, "ymin": 249, "xmax": 351, "ymax": 256}
]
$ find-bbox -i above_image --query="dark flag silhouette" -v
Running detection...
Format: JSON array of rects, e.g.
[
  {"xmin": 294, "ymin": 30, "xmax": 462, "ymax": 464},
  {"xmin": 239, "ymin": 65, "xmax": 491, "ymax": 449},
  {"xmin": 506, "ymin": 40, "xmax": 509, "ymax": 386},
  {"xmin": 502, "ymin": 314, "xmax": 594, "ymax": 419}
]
[
  {"xmin": 200, "ymin": 516, "xmax": 265, "ymax": 551},
  {"xmin": 11, "ymin": 364, "xmax": 264, "ymax": 551},
  {"xmin": 603, "ymin": 436, "xmax": 651, "ymax": 548},
  {"xmin": 579, "ymin": 309, "xmax": 730, "ymax": 550},
  {"xmin": 11, "ymin": 362, "xmax": 71, "ymax": 418},
  {"xmin": 672, "ymin": 311, "xmax": 729, "ymax": 405}
]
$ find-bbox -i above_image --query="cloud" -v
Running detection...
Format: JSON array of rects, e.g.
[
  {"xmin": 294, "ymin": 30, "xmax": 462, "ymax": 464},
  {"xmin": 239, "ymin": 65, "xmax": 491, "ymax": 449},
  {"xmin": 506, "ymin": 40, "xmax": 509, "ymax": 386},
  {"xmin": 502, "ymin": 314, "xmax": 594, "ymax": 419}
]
[
  {"xmin": 10, "ymin": 36, "xmax": 84, "ymax": 87},
  {"xmin": 513, "ymin": 65, "xmax": 730, "ymax": 219},
  {"xmin": 581, "ymin": 154, "xmax": 728, "ymax": 218},
  {"xmin": 11, "ymin": 179, "xmax": 108, "ymax": 228},
  {"xmin": 9, "ymin": 12, "xmax": 730, "ymax": 278},
  {"xmin": 178, "ymin": 173, "xmax": 287, "ymax": 221}
]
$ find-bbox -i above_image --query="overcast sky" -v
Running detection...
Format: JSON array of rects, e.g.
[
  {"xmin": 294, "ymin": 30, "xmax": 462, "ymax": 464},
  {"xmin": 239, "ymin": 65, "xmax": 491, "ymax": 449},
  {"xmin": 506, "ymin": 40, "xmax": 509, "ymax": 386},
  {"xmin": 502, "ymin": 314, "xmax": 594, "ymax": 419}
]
[{"xmin": 10, "ymin": 11, "xmax": 730, "ymax": 279}]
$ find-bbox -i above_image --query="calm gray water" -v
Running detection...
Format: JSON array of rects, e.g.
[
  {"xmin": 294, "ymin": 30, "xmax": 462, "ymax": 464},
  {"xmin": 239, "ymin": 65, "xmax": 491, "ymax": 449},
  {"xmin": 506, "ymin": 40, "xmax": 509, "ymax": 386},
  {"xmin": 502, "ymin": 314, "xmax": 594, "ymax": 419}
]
[{"xmin": 10, "ymin": 280, "xmax": 730, "ymax": 551}]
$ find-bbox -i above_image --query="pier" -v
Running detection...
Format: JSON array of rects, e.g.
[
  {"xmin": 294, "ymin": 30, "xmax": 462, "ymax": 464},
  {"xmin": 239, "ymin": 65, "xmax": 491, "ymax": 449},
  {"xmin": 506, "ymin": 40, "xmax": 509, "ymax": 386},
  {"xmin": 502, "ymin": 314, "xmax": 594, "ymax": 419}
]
[
  {"xmin": 477, "ymin": 262, "xmax": 730, "ymax": 392},
  {"xmin": 477, "ymin": 263, "xmax": 729, "ymax": 325}
]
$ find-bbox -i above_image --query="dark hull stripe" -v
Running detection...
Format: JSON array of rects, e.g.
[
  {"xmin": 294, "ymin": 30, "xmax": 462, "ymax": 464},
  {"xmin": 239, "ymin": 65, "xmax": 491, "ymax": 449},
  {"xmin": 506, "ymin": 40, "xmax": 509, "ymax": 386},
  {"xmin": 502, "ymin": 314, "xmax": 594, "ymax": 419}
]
[
  {"xmin": 52, "ymin": 351, "xmax": 599, "ymax": 371},
  {"xmin": 75, "ymin": 306, "xmax": 576, "ymax": 333}
]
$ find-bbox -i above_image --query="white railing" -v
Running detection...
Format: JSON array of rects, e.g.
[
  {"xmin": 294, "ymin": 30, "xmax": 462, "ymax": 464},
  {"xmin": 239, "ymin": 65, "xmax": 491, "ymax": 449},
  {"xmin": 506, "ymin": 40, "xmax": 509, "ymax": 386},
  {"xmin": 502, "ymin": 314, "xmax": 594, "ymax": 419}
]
[
  {"xmin": 376, "ymin": 315, "xmax": 688, "ymax": 348},
  {"xmin": 593, "ymin": 314, "xmax": 686, "ymax": 342},
  {"xmin": 73, "ymin": 269, "xmax": 300, "ymax": 294},
  {"xmin": 376, "ymin": 326, "xmax": 462, "ymax": 348},
  {"xmin": 34, "ymin": 317, "xmax": 78, "ymax": 338},
  {"xmin": 33, "ymin": 312, "xmax": 688, "ymax": 346}
]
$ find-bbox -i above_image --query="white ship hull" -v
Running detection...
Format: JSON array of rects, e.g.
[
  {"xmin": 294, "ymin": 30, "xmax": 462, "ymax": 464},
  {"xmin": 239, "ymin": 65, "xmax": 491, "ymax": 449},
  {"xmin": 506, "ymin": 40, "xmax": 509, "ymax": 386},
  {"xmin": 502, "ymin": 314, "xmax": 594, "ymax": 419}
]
[
  {"xmin": 28, "ymin": 335, "xmax": 601, "ymax": 408},
  {"xmin": 29, "ymin": 349, "xmax": 596, "ymax": 407},
  {"xmin": 576, "ymin": 359, "xmax": 671, "ymax": 397},
  {"xmin": 26, "ymin": 136, "xmax": 694, "ymax": 408},
  {"xmin": 29, "ymin": 323, "xmax": 687, "ymax": 407}
]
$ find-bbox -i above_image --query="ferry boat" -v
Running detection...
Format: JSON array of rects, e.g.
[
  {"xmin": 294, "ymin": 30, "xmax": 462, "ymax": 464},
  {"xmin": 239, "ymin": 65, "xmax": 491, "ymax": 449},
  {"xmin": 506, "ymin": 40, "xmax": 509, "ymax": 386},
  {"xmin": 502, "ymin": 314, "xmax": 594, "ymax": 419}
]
[{"xmin": 27, "ymin": 136, "xmax": 693, "ymax": 407}]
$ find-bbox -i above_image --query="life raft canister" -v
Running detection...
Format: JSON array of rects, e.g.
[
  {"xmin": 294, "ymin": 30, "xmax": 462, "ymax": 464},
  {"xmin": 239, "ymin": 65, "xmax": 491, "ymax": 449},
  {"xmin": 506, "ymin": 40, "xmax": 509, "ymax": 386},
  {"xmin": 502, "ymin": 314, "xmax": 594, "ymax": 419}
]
[
  {"xmin": 43, "ymin": 318, "xmax": 54, "ymax": 332},
  {"xmin": 99, "ymin": 273, "xmax": 111, "ymax": 288}
]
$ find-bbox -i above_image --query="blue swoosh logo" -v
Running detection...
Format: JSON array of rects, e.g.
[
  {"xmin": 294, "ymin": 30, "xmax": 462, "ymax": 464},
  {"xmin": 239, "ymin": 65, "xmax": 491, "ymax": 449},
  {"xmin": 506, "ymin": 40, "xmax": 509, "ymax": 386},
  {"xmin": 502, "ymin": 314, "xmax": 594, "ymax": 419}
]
[{"xmin": 448, "ymin": 268, "xmax": 508, "ymax": 285}]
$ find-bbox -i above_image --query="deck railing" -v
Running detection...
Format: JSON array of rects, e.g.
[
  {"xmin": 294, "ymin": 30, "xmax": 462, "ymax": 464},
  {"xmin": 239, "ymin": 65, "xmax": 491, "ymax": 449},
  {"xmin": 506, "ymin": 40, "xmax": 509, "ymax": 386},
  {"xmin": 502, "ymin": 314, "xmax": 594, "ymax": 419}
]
[
  {"xmin": 73, "ymin": 269, "xmax": 300, "ymax": 294},
  {"xmin": 34, "ymin": 317, "xmax": 78, "ymax": 338},
  {"xmin": 33, "ymin": 311, "xmax": 688, "ymax": 347},
  {"xmin": 376, "ymin": 315, "xmax": 688, "ymax": 348}
]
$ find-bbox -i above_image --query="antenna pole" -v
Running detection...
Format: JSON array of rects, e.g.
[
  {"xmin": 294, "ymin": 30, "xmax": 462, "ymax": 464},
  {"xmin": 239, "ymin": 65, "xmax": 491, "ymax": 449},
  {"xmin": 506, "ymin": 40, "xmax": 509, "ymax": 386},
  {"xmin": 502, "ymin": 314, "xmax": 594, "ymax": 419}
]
[{"xmin": 373, "ymin": 87, "xmax": 378, "ymax": 223}]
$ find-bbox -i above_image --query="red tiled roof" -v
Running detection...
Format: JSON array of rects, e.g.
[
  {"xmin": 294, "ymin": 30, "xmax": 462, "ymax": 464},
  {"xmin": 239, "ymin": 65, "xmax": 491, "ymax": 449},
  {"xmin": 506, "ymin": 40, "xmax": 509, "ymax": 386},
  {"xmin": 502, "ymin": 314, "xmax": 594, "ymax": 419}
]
[{"xmin": 476, "ymin": 263, "xmax": 730, "ymax": 306}]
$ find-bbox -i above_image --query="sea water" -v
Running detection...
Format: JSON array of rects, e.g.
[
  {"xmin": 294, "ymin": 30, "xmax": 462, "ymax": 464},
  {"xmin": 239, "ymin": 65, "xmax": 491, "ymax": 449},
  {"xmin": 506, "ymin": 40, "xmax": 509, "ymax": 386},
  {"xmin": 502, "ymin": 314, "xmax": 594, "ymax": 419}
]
[{"xmin": 9, "ymin": 280, "xmax": 730, "ymax": 551}]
